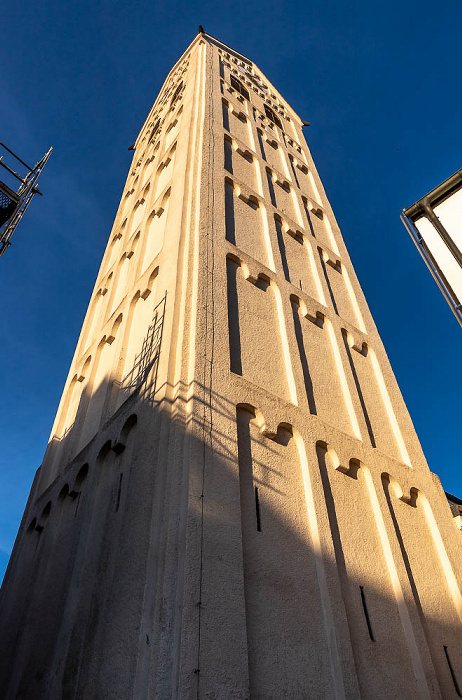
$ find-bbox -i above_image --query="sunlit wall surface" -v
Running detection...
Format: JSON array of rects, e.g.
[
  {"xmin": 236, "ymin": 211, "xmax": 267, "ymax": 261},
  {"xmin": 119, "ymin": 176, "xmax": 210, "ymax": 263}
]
[{"xmin": 1, "ymin": 32, "xmax": 462, "ymax": 700}]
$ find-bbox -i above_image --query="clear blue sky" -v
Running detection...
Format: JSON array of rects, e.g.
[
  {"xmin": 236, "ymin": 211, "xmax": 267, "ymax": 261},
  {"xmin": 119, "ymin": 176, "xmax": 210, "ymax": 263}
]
[{"xmin": 1, "ymin": 0, "xmax": 461, "ymax": 581}]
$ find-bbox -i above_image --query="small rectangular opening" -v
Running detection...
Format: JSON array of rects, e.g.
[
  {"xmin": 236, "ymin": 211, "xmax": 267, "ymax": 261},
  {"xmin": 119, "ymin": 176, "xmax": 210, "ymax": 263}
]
[
  {"xmin": 444, "ymin": 646, "xmax": 462, "ymax": 697},
  {"xmin": 74, "ymin": 492, "xmax": 81, "ymax": 518},
  {"xmin": 149, "ymin": 118, "xmax": 161, "ymax": 144},
  {"xmin": 230, "ymin": 75, "xmax": 250, "ymax": 101},
  {"xmin": 254, "ymin": 486, "xmax": 262, "ymax": 531},
  {"xmin": 264, "ymin": 105, "xmax": 283, "ymax": 130},
  {"xmin": 360, "ymin": 586, "xmax": 375, "ymax": 641},
  {"xmin": 170, "ymin": 81, "xmax": 183, "ymax": 107},
  {"xmin": 116, "ymin": 473, "xmax": 123, "ymax": 512}
]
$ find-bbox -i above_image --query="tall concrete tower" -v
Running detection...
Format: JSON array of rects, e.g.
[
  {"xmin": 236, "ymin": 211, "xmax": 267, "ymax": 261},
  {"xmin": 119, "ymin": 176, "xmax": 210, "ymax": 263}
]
[{"xmin": 1, "ymin": 31, "xmax": 462, "ymax": 699}]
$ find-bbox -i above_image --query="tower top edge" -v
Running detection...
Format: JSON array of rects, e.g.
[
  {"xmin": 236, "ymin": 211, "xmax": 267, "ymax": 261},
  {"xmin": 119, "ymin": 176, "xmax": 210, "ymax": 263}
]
[
  {"xmin": 202, "ymin": 32, "xmax": 303, "ymax": 123},
  {"xmin": 133, "ymin": 32, "xmax": 204, "ymax": 146},
  {"xmin": 134, "ymin": 30, "xmax": 303, "ymax": 147}
]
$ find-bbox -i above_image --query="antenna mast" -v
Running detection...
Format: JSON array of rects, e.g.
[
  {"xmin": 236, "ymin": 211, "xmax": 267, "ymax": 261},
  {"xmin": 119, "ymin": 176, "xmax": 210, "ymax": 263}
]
[{"xmin": 0, "ymin": 143, "xmax": 52, "ymax": 258}]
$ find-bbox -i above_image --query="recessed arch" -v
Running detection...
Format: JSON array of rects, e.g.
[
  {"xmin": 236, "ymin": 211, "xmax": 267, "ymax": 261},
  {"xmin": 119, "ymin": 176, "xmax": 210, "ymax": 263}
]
[
  {"xmin": 107, "ymin": 233, "xmax": 123, "ymax": 270},
  {"xmin": 131, "ymin": 197, "xmax": 146, "ymax": 234},
  {"xmin": 97, "ymin": 441, "xmax": 112, "ymax": 464},
  {"xmin": 58, "ymin": 484, "xmax": 70, "ymax": 501},
  {"xmin": 130, "ymin": 289, "xmax": 141, "ymax": 307},
  {"xmin": 83, "ymin": 288, "xmax": 105, "ymax": 352},
  {"xmin": 27, "ymin": 517, "xmax": 37, "ymax": 533},
  {"xmin": 81, "ymin": 355, "xmax": 92, "ymax": 378},
  {"xmin": 142, "ymin": 182, "xmax": 150, "ymax": 200},
  {"xmin": 235, "ymin": 402, "xmax": 273, "ymax": 435},
  {"xmin": 110, "ymin": 255, "xmax": 132, "ymax": 316},
  {"xmin": 105, "ymin": 271, "xmax": 113, "ymax": 293},
  {"xmin": 140, "ymin": 193, "xmax": 169, "ymax": 275},
  {"xmin": 159, "ymin": 186, "xmax": 171, "ymax": 213},
  {"xmin": 132, "ymin": 230, "xmax": 141, "ymax": 247},
  {"xmin": 75, "ymin": 463, "xmax": 89, "ymax": 487},
  {"xmin": 120, "ymin": 414, "xmax": 138, "ymax": 443},
  {"xmin": 315, "ymin": 440, "xmax": 341, "ymax": 470},
  {"xmin": 107, "ymin": 313, "xmax": 123, "ymax": 344},
  {"xmin": 141, "ymin": 266, "xmax": 159, "ymax": 299},
  {"xmin": 41, "ymin": 501, "xmax": 52, "ymax": 520}
]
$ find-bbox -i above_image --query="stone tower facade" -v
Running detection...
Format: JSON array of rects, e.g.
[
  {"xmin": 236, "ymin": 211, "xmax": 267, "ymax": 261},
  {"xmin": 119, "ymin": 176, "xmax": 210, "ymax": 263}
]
[{"xmin": 1, "ymin": 32, "xmax": 462, "ymax": 699}]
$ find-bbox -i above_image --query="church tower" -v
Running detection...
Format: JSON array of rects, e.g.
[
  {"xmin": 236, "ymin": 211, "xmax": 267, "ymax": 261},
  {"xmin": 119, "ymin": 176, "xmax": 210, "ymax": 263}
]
[{"xmin": 1, "ymin": 31, "xmax": 462, "ymax": 699}]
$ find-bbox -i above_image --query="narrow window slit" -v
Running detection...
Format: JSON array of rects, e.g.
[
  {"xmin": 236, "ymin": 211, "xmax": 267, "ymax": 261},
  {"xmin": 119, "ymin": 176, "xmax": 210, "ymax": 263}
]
[
  {"xmin": 74, "ymin": 492, "xmax": 81, "ymax": 518},
  {"xmin": 360, "ymin": 586, "xmax": 375, "ymax": 641},
  {"xmin": 444, "ymin": 646, "xmax": 462, "ymax": 696},
  {"xmin": 254, "ymin": 486, "xmax": 262, "ymax": 531},
  {"xmin": 116, "ymin": 473, "xmax": 123, "ymax": 512}
]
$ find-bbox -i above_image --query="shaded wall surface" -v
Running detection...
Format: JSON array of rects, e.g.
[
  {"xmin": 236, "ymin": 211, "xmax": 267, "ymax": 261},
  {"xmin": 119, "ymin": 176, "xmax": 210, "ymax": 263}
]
[{"xmin": 1, "ymin": 33, "xmax": 462, "ymax": 700}]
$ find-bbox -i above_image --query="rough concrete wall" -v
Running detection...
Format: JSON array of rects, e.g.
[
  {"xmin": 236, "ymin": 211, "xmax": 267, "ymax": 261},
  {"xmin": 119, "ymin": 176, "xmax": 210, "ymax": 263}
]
[
  {"xmin": 0, "ymin": 35, "xmax": 208, "ymax": 699},
  {"xmin": 185, "ymin": 37, "xmax": 462, "ymax": 699},
  {"xmin": 1, "ymin": 33, "xmax": 462, "ymax": 700}
]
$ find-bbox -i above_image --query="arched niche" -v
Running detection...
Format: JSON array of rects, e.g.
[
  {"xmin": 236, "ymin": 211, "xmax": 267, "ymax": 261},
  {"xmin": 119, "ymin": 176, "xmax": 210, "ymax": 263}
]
[
  {"xmin": 140, "ymin": 191, "xmax": 170, "ymax": 276},
  {"xmin": 110, "ymin": 256, "xmax": 131, "ymax": 316}
]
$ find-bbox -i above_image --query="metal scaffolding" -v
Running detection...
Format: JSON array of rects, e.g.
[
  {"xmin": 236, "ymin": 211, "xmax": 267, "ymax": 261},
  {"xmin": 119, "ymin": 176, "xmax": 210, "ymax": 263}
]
[{"xmin": 0, "ymin": 142, "xmax": 52, "ymax": 258}]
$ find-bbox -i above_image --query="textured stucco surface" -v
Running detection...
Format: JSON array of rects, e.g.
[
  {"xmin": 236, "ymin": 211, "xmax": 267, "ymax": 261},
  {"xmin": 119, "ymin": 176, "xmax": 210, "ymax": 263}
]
[{"xmin": 1, "ymin": 33, "xmax": 461, "ymax": 699}]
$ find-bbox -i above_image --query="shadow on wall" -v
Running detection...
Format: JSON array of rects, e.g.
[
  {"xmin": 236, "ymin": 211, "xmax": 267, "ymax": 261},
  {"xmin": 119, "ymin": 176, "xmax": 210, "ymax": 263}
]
[
  {"xmin": 37, "ymin": 292, "xmax": 166, "ymax": 494},
  {"xmin": 0, "ymin": 379, "xmax": 462, "ymax": 699}
]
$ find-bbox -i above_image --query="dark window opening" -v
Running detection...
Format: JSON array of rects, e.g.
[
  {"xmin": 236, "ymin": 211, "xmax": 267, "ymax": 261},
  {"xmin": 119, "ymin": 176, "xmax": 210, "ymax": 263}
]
[
  {"xmin": 264, "ymin": 105, "xmax": 283, "ymax": 129},
  {"xmin": 170, "ymin": 81, "xmax": 184, "ymax": 107},
  {"xmin": 149, "ymin": 118, "xmax": 161, "ymax": 143},
  {"xmin": 116, "ymin": 473, "xmax": 123, "ymax": 512},
  {"xmin": 444, "ymin": 646, "xmax": 462, "ymax": 697},
  {"xmin": 254, "ymin": 486, "xmax": 262, "ymax": 531},
  {"xmin": 360, "ymin": 586, "xmax": 375, "ymax": 641},
  {"xmin": 230, "ymin": 75, "xmax": 250, "ymax": 101}
]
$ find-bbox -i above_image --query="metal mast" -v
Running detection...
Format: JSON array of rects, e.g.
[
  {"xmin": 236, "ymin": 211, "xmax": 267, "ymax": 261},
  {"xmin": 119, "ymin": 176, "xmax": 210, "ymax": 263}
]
[{"xmin": 0, "ymin": 143, "xmax": 52, "ymax": 258}]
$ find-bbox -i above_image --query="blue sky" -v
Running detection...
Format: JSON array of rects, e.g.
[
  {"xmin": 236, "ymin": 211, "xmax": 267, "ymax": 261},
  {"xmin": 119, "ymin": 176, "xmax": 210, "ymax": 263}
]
[{"xmin": 1, "ymin": 0, "xmax": 461, "ymax": 580}]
